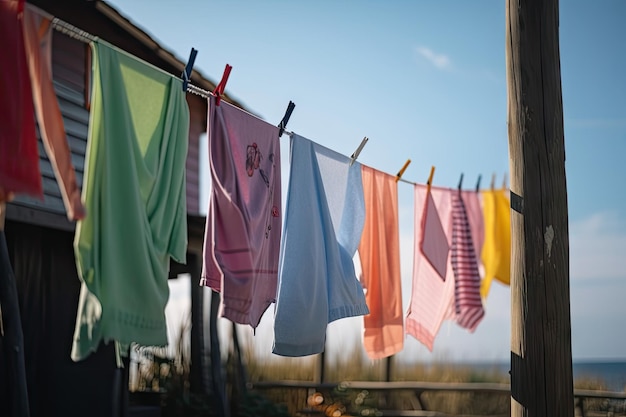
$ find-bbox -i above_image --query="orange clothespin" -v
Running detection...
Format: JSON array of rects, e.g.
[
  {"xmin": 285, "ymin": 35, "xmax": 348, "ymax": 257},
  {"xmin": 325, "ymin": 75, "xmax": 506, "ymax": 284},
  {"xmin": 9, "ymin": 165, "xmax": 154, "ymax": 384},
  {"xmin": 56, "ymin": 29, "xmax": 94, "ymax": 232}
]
[
  {"xmin": 395, "ymin": 159, "xmax": 411, "ymax": 183},
  {"xmin": 426, "ymin": 166, "xmax": 435, "ymax": 192}
]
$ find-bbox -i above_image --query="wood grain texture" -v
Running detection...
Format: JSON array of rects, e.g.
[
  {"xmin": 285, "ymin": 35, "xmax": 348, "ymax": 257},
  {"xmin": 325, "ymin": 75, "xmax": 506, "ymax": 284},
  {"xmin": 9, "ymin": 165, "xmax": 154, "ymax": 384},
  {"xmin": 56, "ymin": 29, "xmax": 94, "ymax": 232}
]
[{"xmin": 506, "ymin": 0, "xmax": 573, "ymax": 416}]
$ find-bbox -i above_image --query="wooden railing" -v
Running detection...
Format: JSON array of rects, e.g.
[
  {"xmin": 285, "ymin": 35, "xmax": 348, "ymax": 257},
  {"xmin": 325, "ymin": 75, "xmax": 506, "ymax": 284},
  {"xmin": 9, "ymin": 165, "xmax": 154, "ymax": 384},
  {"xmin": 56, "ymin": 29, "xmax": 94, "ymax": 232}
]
[{"xmin": 249, "ymin": 380, "xmax": 626, "ymax": 417}]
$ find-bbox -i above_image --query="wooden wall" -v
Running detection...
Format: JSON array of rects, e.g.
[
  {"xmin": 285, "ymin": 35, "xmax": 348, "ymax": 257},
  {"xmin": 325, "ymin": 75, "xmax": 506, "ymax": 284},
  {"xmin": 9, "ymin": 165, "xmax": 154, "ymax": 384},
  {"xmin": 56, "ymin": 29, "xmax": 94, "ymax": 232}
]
[{"xmin": 9, "ymin": 29, "xmax": 204, "ymax": 228}]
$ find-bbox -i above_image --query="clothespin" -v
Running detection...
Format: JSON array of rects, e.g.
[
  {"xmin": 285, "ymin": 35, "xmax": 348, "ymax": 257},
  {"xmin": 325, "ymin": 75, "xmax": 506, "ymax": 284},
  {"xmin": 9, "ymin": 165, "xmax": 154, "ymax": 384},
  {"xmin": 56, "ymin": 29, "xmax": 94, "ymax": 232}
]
[
  {"xmin": 181, "ymin": 48, "xmax": 198, "ymax": 92},
  {"xmin": 458, "ymin": 173, "xmax": 464, "ymax": 191},
  {"xmin": 213, "ymin": 64, "xmax": 232, "ymax": 106},
  {"xmin": 490, "ymin": 173, "xmax": 496, "ymax": 190},
  {"xmin": 502, "ymin": 172, "xmax": 508, "ymax": 189},
  {"xmin": 349, "ymin": 137, "xmax": 369, "ymax": 166},
  {"xmin": 426, "ymin": 166, "xmax": 436, "ymax": 192},
  {"xmin": 395, "ymin": 159, "xmax": 411, "ymax": 183},
  {"xmin": 475, "ymin": 174, "xmax": 482, "ymax": 192},
  {"xmin": 278, "ymin": 101, "xmax": 296, "ymax": 138}
]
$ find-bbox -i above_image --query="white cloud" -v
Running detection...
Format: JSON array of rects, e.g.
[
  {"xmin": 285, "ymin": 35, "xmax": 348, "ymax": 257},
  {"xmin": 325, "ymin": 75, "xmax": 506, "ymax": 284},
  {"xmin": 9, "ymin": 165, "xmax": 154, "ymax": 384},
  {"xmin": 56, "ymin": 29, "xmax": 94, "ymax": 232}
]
[
  {"xmin": 570, "ymin": 211, "xmax": 626, "ymax": 281},
  {"xmin": 416, "ymin": 46, "xmax": 452, "ymax": 70}
]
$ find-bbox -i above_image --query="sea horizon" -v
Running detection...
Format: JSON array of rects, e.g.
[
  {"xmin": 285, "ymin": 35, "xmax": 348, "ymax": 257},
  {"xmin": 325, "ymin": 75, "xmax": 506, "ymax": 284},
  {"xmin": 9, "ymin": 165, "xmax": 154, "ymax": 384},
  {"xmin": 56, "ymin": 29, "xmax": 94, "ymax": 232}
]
[{"xmin": 439, "ymin": 359, "xmax": 626, "ymax": 391}]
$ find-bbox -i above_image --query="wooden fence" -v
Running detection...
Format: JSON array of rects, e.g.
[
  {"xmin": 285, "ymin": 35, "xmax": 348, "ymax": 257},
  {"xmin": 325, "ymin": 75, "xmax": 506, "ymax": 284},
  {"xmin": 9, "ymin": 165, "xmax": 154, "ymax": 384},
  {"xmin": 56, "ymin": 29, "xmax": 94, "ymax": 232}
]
[{"xmin": 249, "ymin": 380, "xmax": 626, "ymax": 417}]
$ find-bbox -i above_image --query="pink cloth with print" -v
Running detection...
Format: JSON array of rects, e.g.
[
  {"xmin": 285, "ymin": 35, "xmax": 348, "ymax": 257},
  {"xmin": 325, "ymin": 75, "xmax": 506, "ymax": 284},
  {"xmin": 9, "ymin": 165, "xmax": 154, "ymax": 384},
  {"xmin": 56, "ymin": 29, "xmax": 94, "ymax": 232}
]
[
  {"xmin": 201, "ymin": 95, "xmax": 281, "ymax": 329},
  {"xmin": 406, "ymin": 185, "xmax": 454, "ymax": 351}
]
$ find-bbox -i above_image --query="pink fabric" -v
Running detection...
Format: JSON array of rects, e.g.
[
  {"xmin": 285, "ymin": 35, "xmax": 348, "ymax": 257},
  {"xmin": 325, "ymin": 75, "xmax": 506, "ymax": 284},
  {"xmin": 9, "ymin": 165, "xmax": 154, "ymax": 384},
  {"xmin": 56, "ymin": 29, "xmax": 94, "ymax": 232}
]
[
  {"xmin": 420, "ymin": 187, "xmax": 449, "ymax": 280},
  {"xmin": 450, "ymin": 191, "xmax": 484, "ymax": 332},
  {"xmin": 462, "ymin": 190, "xmax": 484, "ymax": 266},
  {"xmin": 201, "ymin": 95, "xmax": 281, "ymax": 329},
  {"xmin": 358, "ymin": 166, "xmax": 404, "ymax": 359},
  {"xmin": 0, "ymin": 0, "xmax": 42, "ymax": 201},
  {"xmin": 23, "ymin": 5, "xmax": 85, "ymax": 220},
  {"xmin": 406, "ymin": 185, "xmax": 455, "ymax": 351}
]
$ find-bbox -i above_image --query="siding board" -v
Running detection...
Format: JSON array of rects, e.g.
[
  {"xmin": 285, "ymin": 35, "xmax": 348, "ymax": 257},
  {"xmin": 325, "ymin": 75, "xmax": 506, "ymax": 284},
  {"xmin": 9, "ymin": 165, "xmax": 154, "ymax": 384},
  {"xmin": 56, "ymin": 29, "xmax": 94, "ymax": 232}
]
[{"xmin": 9, "ymin": 27, "xmax": 204, "ymax": 227}]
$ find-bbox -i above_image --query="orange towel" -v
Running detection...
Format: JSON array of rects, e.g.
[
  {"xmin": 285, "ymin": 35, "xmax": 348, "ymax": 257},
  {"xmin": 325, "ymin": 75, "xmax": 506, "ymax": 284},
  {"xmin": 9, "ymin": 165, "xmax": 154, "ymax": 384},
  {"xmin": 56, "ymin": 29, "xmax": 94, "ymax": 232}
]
[
  {"xmin": 23, "ymin": 5, "xmax": 85, "ymax": 220},
  {"xmin": 480, "ymin": 188, "xmax": 511, "ymax": 298},
  {"xmin": 358, "ymin": 166, "xmax": 404, "ymax": 359}
]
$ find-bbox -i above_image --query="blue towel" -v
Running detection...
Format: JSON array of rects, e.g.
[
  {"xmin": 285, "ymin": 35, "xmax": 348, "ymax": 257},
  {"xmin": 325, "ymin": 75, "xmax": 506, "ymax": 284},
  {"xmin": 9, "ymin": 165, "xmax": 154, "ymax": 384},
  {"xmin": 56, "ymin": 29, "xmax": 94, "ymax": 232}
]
[{"xmin": 273, "ymin": 134, "xmax": 369, "ymax": 357}]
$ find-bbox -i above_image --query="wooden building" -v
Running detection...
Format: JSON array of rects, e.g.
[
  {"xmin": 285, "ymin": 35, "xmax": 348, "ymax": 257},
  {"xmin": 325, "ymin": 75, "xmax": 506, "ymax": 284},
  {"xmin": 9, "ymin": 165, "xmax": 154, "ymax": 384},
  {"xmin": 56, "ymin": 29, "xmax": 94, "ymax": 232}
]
[{"xmin": 0, "ymin": 1, "xmax": 242, "ymax": 416}]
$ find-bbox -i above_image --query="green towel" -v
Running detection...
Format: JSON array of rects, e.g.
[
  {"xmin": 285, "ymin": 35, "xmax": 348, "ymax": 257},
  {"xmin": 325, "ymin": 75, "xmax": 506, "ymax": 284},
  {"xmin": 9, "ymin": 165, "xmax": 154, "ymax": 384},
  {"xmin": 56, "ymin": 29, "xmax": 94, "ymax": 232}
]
[{"xmin": 72, "ymin": 40, "xmax": 189, "ymax": 361}]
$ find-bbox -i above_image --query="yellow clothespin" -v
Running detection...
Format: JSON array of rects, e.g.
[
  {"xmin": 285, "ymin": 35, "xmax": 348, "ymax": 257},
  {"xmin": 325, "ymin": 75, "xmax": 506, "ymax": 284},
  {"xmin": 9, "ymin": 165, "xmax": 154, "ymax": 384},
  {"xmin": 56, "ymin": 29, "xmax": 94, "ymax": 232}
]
[
  {"xmin": 427, "ymin": 166, "xmax": 435, "ymax": 192},
  {"xmin": 395, "ymin": 159, "xmax": 411, "ymax": 183}
]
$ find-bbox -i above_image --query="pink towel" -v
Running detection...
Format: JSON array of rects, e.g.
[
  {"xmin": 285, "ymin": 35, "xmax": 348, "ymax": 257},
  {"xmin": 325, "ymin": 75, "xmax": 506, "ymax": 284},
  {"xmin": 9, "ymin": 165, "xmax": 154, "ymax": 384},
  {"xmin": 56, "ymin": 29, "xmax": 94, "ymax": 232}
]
[
  {"xmin": 462, "ymin": 190, "xmax": 484, "ymax": 271},
  {"xmin": 23, "ymin": 5, "xmax": 85, "ymax": 220},
  {"xmin": 450, "ymin": 191, "xmax": 484, "ymax": 332},
  {"xmin": 406, "ymin": 185, "xmax": 454, "ymax": 351},
  {"xmin": 201, "ymin": 96, "xmax": 281, "ymax": 329},
  {"xmin": 420, "ymin": 187, "xmax": 449, "ymax": 280},
  {"xmin": 0, "ymin": 0, "xmax": 42, "ymax": 201},
  {"xmin": 358, "ymin": 166, "xmax": 404, "ymax": 359}
]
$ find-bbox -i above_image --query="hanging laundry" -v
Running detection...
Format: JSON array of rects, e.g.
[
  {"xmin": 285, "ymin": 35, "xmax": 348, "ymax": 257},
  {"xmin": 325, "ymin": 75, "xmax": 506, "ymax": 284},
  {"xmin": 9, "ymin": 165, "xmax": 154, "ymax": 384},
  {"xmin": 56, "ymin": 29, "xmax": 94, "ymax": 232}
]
[
  {"xmin": 480, "ymin": 188, "xmax": 511, "ymax": 298},
  {"xmin": 450, "ymin": 191, "xmax": 484, "ymax": 332},
  {"xmin": 273, "ymin": 134, "xmax": 369, "ymax": 357},
  {"xmin": 420, "ymin": 186, "xmax": 449, "ymax": 280},
  {"xmin": 406, "ymin": 185, "xmax": 454, "ymax": 351},
  {"xmin": 358, "ymin": 165, "xmax": 404, "ymax": 360},
  {"xmin": 72, "ymin": 40, "xmax": 189, "ymax": 361},
  {"xmin": 0, "ymin": 0, "xmax": 42, "ymax": 201},
  {"xmin": 23, "ymin": 4, "xmax": 85, "ymax": 220},
  {"xmin": 462, "ymin": 190, "xmax": 485, "ymax": 276},
  {"xmin": 201, "ymin": 94, "xmax": 282, "ymax": 329}
]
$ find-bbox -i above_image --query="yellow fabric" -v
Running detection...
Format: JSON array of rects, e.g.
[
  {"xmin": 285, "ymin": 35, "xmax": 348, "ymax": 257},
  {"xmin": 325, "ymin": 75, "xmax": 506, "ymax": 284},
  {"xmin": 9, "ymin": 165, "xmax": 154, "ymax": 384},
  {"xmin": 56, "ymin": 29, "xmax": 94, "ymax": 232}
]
[{"xmin": 480, "ymin": 188, "xmax": 511, "ymax": 298}]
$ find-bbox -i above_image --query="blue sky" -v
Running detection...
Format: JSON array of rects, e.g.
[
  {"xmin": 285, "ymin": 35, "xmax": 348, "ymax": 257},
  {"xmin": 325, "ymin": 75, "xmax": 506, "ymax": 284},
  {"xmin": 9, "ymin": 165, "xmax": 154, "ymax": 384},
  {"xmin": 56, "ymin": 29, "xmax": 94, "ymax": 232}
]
[{"xmin": 107, "ymin": 0, "xmax": 626, "ymax": 362}]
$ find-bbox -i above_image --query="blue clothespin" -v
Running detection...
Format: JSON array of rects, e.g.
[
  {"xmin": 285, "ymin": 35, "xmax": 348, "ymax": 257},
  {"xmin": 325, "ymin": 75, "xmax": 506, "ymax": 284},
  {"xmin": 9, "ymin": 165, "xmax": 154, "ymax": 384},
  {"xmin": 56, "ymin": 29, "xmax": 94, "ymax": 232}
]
[
  {"xmin": 475, "ymin": 174, "xmax": 482, "ymax": 192},
  {"xmin": 181, "ymin": 48, "xmax": 198, "ymax": 91},
  {"xmin": 278, "ymin": 101, "xmax": 296, "ymax": 137}
]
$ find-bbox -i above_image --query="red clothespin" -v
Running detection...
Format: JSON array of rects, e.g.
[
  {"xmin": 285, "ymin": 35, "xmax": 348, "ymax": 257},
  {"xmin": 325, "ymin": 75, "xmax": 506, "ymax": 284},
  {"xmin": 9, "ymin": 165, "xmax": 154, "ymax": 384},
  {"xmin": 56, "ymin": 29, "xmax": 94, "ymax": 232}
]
[{"xmin": 213, "ymin": 64, "xmax": 232, "ymax": 106}]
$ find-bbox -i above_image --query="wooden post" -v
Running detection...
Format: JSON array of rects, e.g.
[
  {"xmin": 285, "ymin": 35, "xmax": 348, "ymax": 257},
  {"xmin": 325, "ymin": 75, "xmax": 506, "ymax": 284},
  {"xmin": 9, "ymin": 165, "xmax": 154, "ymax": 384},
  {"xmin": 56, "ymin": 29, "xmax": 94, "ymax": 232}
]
[
  {"xmin": 189, "ymin": 253, "xmax": 207, "ymax": 395},
  {"xmin": 506, "ymin": 1, "xmax": 574, "ymax": 416},
  {"xmin": 314, "ymin": 346, "xmax": 325, "ymax": 384},
  {"xmin": 0, "ymin": 203, "xmax": 31, "ymax": 417},
  {"xmin": 209, "ymin": 289, "xmax": 229, "ymax": 417}
]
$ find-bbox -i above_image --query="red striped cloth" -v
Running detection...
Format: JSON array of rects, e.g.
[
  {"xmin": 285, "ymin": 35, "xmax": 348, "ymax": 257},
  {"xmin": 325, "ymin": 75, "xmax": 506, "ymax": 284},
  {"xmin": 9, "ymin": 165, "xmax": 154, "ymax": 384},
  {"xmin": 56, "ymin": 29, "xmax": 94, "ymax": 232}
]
[{"xmin": 450, "ymin": 191, "xmax": 484, "ymax": 332}]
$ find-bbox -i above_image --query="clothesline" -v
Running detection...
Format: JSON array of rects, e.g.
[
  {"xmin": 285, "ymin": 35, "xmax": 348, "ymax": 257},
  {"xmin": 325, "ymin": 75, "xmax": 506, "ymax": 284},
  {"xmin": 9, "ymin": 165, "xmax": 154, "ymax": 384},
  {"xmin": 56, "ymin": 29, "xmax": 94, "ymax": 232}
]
[
  {"xmin": 48, "ymin": 9, "xmax": 481, "ymax": 190},
  {"xmin": 4, "ymin": 4, "xmax": 514, "ymax": 365},
  {"xmin": 49, "ymin": 12, "xmax": 293, "ymax": 136}
]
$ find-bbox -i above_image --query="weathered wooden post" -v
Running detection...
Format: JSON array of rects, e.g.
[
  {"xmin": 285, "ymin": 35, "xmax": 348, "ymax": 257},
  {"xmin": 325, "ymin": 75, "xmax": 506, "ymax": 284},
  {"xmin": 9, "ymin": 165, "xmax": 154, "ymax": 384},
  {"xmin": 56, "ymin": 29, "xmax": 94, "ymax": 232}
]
[
  {"xmin": 505, "ymin": 0, "xmax": 574, "ymax": 416},
  {"xmin": 189, "ymin": 253, "xmax": 207, "ymax": 395}
]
